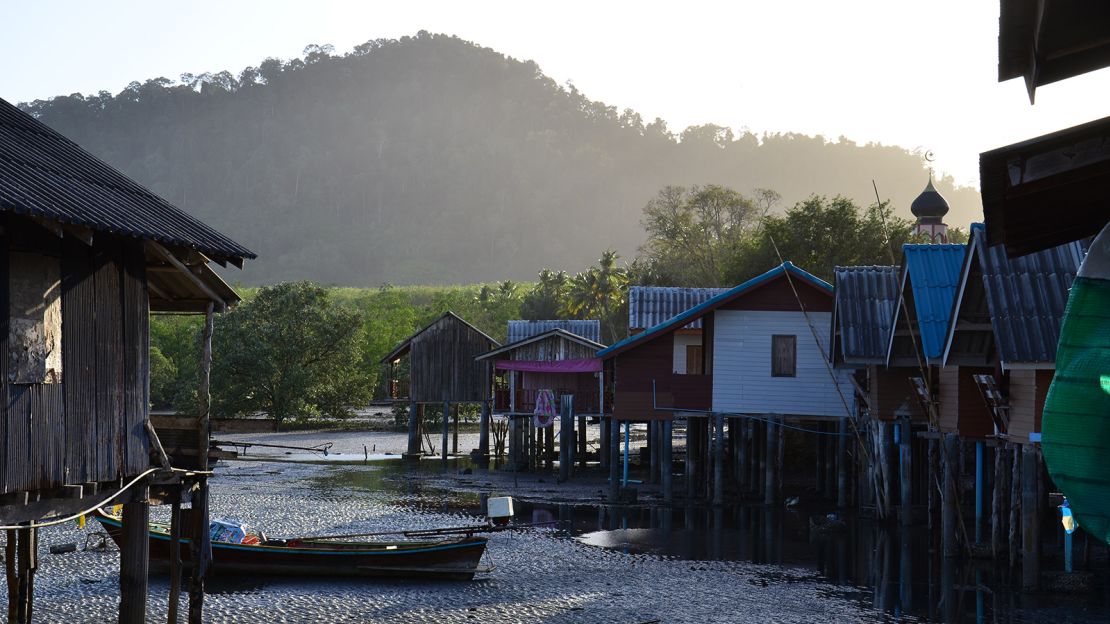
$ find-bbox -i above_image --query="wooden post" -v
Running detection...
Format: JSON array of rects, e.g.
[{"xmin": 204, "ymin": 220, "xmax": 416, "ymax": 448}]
[
  {"xmin": 608, "ymin": 417, "xmax": 620, "ymax": 500},
  {"xmin": 928, "ymin": 437, "xmax": 939, "ymax": 533},
  {"xmin": 546, "ymin": 416, "xmax": 556, "ymax": 472},
  {"xmin": 577, "ymin": 414, "xmax": 587, "ymax": 471},
  {"xmin": 1021, "ymin": 444, "xmax": 1040, "ymax": 590},
  {"xmin": 6, "ymin": 529, "xmax": 16, "ymax": 624},
  {"xmin": 942, "ymin": 433, "xmax": 958, "ymax": 558},
  {"xmin": 478, "ymin": 401, "xmax": 490, "ymax": 468},
  {"xmin": 168, "ymin": 498, "xmax": 183, "ymax": 624},
  {"xmin": 405, "ymin": 402, "xmax": 421, "ymax": 457},
  {"xmin": 738, "ymin": 418, "xmax": 749, "ymax": 495},
  {"xmin": 900, "ymin": 420, "xmax": 912, "ymax": 526},
  {"xmin": 120, "ymin": 494, "xmax": 150, "ymax": 624},
  {"xmin": 713, "ymin": 412, "xmax": 724, "ymax": 506},
  {"xmin": 441, "ymin": 400, "xmax": 450, "ymax": 469},
  {"xmin": 816, "ymin": 421, "xmax": 826, "ymax": 496},
  {"xmin": 837, "ymin": 418, "xmax": 848, "ymax": 507},
  {"xmin": 662, "ymin": 419, "xmax": 674, "ymax": 505},
  {"xmin": 825, "ymin": 423, "xmax": 836, "ymax": 497},
  {"xmin": 687, "ymin": 418, "xmax": 698, "ymax": 500},
  {"xmin": 649, "ymin": 421, "xmax": 659, "ymax": 484},
  {"xmin": 14, "ymin": 526, "xmax": 36, "ymax": 624},
  {"xmin": 764, "ymin": 417, "xmax": 777, "ymax": 506},
  {"xmin": 559, "ymin": 396, "xmax": 572, "ymax": 482},
  {"xmin": 991, "ymin": 443, "xmax": 1007, "ymax": 559},
  {"xmin": 452, "ymin": 404, "xmax": 459, "ymax": 455},
  {"xmin": 189, "ymin": 303, "xmax": 214, "ymax": 624},
  {"xmin": 600, "ymin": 417, "xmax": 610, "ymax": 470},
  {"xmin": 1009, "ymin": 443, "xmax": 1021, "ymax": 568}
]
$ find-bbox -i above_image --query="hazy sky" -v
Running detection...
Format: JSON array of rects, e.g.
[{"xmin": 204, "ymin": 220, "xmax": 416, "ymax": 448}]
[{"xmin": 4, "ymin": 1, "xmax": 1110, "ymax": 187}]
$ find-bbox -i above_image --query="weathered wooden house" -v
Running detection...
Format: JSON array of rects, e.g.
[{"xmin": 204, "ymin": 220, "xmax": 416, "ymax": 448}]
[
  {"xmin": 0, "ymin": 96, "xmax": 254, "ymax": 622},
  {"xmin": 381, "ymin": 311, "xmax": 498, "ymax": 461},
  {"xmin": 600, "ymin": 263, "xmax": 855, "ymax": 504},
  {"xmin": 941, "ymin": 224, "xmax": 1085, "ymax": 443},
  {"xmin": 477, "ymin": 322, "xmax": 605, "ymax": 471},
  {"xmin": 830, "ymin": 265, "xmax": 923, "ymax": 423}
]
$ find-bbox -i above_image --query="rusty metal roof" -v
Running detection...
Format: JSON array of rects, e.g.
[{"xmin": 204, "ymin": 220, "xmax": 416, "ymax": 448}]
[
  {"xmin": 831, "ymin": 266, "xmax": 899, "ymax": 366},
  {"xmin": 628, "ymin": 286, "xmax": 728, "ymax": 331},
  {"xmin": 507, "ymin": 320, "xmax": 600, "ymax": 343},
  {"xmin": 0, "ymin": 97, "xmax": 254, "ymax": 263}
]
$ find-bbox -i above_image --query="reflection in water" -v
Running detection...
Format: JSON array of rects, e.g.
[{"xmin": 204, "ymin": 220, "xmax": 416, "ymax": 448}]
[{"xmin": 319, "ymin": 459, "xmax": 1109, "ymax": 624}]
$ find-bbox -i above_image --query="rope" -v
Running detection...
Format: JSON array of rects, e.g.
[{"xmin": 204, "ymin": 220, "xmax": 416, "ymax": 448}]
[{"xmin": 0, "ymin": 467, "xmax": 209, "ymax": 531}]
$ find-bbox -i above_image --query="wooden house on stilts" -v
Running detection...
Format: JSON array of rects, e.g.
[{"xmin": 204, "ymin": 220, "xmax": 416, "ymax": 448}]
[
  {"xmin": 476, "ymin": 320, "xmax": 606, "ymax": 474},
  {"xmin": 0, "ymin": 96, "xmax": 254, "ymax": 622},
  {"xmin": 382, "ymin": 312, "xmax": 498, "ymax": 466}
]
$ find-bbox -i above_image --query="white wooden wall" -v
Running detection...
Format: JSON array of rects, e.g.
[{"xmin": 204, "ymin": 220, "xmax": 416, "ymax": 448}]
[
  {"xmin": 711, "ymin": 310, "xmax": 856, "ymax": 418},
  {"xmin": 672, "ymin": 333, "xmax": 701, "ymax": 374}
]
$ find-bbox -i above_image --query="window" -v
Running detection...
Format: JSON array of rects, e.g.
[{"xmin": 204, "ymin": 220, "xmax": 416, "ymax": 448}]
[
  {"xmin": 686, "ymin": 345, "xmax": 703, "ymax": 375},
  {"xmin": 771, "ymin": 335, "xmax": 796, "ymax": 377}
]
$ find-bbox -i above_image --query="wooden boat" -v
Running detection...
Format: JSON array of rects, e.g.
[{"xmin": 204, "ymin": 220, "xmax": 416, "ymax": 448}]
[{"xmin": 94, "ymin": 510, "xmax": 491, "ymax": 581}]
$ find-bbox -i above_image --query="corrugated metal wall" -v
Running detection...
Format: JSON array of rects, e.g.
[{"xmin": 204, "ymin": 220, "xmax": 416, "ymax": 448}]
[{"xmin": 1, "ymin": 222, "xmax": 150, "ymax": 495}]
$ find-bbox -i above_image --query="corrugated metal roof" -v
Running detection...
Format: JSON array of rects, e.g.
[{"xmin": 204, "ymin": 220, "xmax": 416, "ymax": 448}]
[
  {"xmin": 0, "ymin": 97, "xmax": 254, "ymax": 262},
  {"xmin": 628, "ymin": 286, "xmax": 728, "ymax": 331},
  {"xmin": 899, "ymin": 244, "xmax": 967, "ymax": 360},
  {"xmin": 601, "ymin": 262, "xmax": 832, "ymax": 359},
  {"xmin": 975, "ymin": 224, "xmax": 1086, "ymax": 365},
  {"xmin": 832, "ymin": 266, "xmax": 900, "ymax": 364},
  {"xmin": 507, "ymin": 320, "xmax": 601, "ymax": 343}
]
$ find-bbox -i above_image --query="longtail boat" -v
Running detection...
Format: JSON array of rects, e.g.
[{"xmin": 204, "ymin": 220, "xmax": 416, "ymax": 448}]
[{"xmin": 95, "ymin": 509, "xmax": 491, "ymax": 581}]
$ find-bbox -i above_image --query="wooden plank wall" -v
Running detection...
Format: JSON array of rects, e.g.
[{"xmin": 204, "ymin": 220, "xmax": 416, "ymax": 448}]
[
  {"xmin": 509, "ymin": 335, "xmax": 596, "ymax": 361},
  {"xmin": 410, "ymin": 315, "xmax": 495, "ymax": 403},
  {"xmin": 0, "ymin": 221, "xmax": 151, "ymax": 495},
  {"xmin": 1008, "ymin": 369, "xmax": 1054, "ymax": 443}
]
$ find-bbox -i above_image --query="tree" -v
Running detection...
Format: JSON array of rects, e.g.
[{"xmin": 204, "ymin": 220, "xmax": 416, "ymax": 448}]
[
  {"xmin": 729, "ymin": 195, "xmax": 919, "ymax": 283},
  {"xmin": 520, "ymin": 269, "xmax": 569, "ymax": 320},
  {"xmin": 564, "ymin": 250, "xmax": 629, "ymax": 343},
  {"xmin": 210, "ymin": 282, "xmax": 370, "ymax": 422},
  {"xmin": 639, "ymin": 185, "xmax": 757, "ymax": 286}
]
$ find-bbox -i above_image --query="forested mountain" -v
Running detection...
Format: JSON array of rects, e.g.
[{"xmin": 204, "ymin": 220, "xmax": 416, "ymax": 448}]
[{"xmin": 22, "ymin": 31, "xmax": 982, "ymax": 286}]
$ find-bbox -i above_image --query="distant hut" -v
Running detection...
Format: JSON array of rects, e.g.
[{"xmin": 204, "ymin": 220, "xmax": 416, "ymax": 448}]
[
  {"xmin": 477, "ymin": 321, "xmax": 605, "ymax": 472},
  {"xmin": 0, "ymin": 96, "xmax": 254, "ymax": 622},
  {"xmin": 381, "ymin": 311, "xmax": 498, "ymax": 463}
]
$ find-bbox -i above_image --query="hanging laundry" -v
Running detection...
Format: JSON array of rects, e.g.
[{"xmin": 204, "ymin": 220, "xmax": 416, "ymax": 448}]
[{"xmin": 534, "ymin": 389, "xmax": 557, "ymax": 428}]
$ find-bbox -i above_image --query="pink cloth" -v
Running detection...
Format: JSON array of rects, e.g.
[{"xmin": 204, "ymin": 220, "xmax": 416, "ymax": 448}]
[
  {"xmin": 533, "ymin": 389, "xmax": 556, "ymax": 428},
  {"xmin": 495, "ymin": 358, "xmax": 602, "ymax": 373}
]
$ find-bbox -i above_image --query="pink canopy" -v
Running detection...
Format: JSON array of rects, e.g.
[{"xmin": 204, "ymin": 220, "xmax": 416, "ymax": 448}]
[{"xmin": 494, "ymin": 358, "xmax": 602, "ymax": 373}]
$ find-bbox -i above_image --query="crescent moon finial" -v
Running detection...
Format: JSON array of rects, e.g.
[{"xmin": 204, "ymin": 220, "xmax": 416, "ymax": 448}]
[{"xmin": 924, "ymin": 150, "xmax": 935, "ymax": 163}]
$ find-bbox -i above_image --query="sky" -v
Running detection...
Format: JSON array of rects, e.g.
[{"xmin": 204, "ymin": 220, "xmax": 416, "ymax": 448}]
[{"xmin": 3, "ymin": 0, "xmax": 1110, "ymax": 187}]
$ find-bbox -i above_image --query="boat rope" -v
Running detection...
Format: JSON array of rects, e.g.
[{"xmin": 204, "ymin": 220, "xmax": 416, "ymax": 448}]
[{"xmin": 0, "ymin": 467, "xmax": 211, "ymax": 531}]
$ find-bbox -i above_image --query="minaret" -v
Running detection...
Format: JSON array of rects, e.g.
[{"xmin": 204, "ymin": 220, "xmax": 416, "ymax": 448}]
[{"xmin": 910, "ymin": 177, "xmax": 950, "ymax": 243}]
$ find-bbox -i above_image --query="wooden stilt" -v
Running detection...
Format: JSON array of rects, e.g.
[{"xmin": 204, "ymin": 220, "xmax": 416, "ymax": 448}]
[
  {"xmin": 546, "ymin": 418, "xmax": 555, "ymax": 472},
  {"xmin": 577, "ymin": 414, "xmax": 587, "ymax": 471},
  {"xmin": 559, "ymin": 396, "xmax": 572, "ymax": 482},
  {"xmin": 608, "ymin": 417, "xmax": 620, "ymax": 500},
  {"xmin": 648, "ymin": 421, "xmax": 659, "ymax": 484},
  {"xmin": 120, "ymin": 495, "xmax": 150, "ymax": 624},
  {"xmin": 1009, "ymin": 443, "xmax": 1021, "ymax": 568},
  {"xmin": 452, "ymin": 404, "xmax": 459, "ymax": 455},
  {"xmin": 837, "ymin": 418, "xmax": 848, "ymax": 508},
  {"xmin": 713, "ymin": 412, "xmax": 724, "ymax": 506},
  {"xmin": 900, "ymin": 420, "xmax": 912, "ymax": 526},
  {"xmin": 189, "ymin": 303, "xmax": 214, "ymax": 624},
  {"xmin": 991, "ymin": 444, "xmax": 1006, "ymax": 559},
  {"xmin": 686, "ymin": 419, "xmax": 697, "ymax": 500},
  {"xmin": 441, "ymin": 400, "xmax": 450, "ymax": 468},
  {"xmin": 816, "ymin": 421, "xmax": 826, "ymax": 496},
  {"xmin": 662, "ymin": 419, "xmax": 674, "ymax": 505},
  {"xmin": 6, "ymin": 529, "xmax": 16, "ymax": 624},
  {"xmin": 600, "ymin": 417, "xmax": 610, "ymax": 470},
  {"xmin": 738, "ymin": 419, "xmax": 749, "ymax": 495},
  {"xmin": 764, "ymin": 417, "xmax": 777, "ymax": 506},
  {"xmin": 927, "ymin": 437, "xmax": 939, "ymax": 533},
  {"xmin": 1021, "ymin": 443, "xmax": 1040, "ymax": 591},
  {"xmin": 478, "ymin": 401, "xmax": 490, "ymax": 468},
  {"xmin": 942, "ymin": 433, "xmax": 958, "ymax": 557},
  {"xmin": 825, "ymin": 423, "xmax": 836, "ymax": 497},
  {"xmin": 168, "ymin": 498, "xmax": 183, "ymax": 624},
  {"xmin": 405, "ymin": 402, "xmax": 421, "ymax": 457}
]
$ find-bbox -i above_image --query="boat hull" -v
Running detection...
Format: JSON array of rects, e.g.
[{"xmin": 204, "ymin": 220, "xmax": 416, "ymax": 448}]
[{"xmin": 95, "ymin": 515, "xmax": 489, "ymax": 581}]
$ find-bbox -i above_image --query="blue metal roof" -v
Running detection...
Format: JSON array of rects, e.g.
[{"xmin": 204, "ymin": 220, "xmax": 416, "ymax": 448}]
[
  {"xmin": 599, "ymin": 262, "xmax": 832, "ymax": 358},
  {"xmin": 832, "ymin": 266, "xmax": 900, "ymax": 364},
  {"xmin": 900, "ymin": 244, "xmax": 967, "ymax": 360},
  {"xmin": 628, "ymin": 286, "xmax": 728, "ymax": 331},
  {"xmin": 974, "ymin": 224, "xmax": 1086, "ymax": 365},
  {"xmin": 506, "ymin": 320, "xmax": 601, "ymax": 343}
]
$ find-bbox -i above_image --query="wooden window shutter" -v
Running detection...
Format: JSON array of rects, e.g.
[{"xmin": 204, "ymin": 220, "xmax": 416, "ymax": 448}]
[
  {"xmin": 686, "ymin": 345, "xmax": 703, "ymax": 375},
  {"xmin": 771, "ymin": 335, "xmax": 796, "ymax": 377}
]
